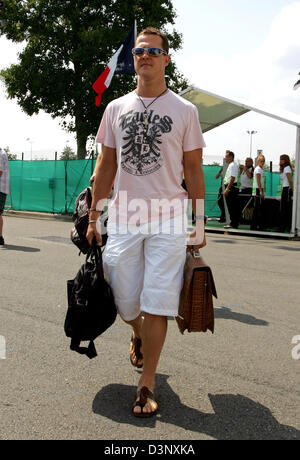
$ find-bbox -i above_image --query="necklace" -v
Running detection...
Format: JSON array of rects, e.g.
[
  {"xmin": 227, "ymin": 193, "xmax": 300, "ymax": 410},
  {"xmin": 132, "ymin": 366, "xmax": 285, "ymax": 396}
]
[{"xmin": 136, "ymin": 89, "xmax": 168, "ymax": 127}]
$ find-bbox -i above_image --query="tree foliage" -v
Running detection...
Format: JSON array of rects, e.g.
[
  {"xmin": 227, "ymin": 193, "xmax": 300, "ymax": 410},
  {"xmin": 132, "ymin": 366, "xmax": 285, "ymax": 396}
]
[
  {"xmin": 59, "ymin": 144, "xmax": 76, "ymax": 160},
  {"xmin": 0, "ymin": 0, "xmax": 188, "ymax": 158},
  {"xmin": 3, "ymin": 146, "xmax": 17, "ymax": 160}
]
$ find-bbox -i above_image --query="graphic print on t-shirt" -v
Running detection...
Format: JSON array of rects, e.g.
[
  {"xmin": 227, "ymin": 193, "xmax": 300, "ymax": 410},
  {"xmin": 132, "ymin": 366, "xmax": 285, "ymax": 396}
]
[{"xmin": 118, "ymin": 109, "xmax": 173, "ymax": 176}]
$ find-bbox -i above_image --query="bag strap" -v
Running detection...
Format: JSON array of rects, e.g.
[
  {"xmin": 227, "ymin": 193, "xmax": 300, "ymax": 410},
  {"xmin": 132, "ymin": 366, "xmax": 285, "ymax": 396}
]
[
  {"xmin": 86, "ymin": 239, "xmax": 105, "ymax": 279},
  {"xmin": 70, "ymin": 338, "xmax": 97, "ymax": 359}
]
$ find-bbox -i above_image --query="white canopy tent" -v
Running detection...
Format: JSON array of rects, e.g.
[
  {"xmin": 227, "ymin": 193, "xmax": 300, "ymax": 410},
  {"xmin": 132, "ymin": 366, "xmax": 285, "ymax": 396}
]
[{"xmin": 180, "ymin": 86, "xmax": 300, "ymax": 238}]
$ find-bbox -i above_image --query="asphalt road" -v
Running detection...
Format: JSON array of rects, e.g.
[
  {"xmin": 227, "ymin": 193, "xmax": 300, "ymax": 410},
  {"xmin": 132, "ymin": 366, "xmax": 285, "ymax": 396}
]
[{"xmin": 0, "ymin": 214, "xmax": 300, "ymax": 440}]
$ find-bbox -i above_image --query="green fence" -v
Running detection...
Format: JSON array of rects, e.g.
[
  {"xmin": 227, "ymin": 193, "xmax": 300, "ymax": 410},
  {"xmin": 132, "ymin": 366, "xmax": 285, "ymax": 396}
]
[
  {"xmin": 5, "ymin": 159, "xmax": 95, "ymax": 214},
  {"xmin": 5, "ymin": 161, "xmax": 281, "ymax": 217}
]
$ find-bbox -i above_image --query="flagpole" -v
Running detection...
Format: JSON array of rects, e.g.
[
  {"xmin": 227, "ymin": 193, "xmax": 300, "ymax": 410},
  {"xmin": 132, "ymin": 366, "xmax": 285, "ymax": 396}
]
[{"xmin": 134, "ymin": 20, "xmax": 137, "ymax": 40}]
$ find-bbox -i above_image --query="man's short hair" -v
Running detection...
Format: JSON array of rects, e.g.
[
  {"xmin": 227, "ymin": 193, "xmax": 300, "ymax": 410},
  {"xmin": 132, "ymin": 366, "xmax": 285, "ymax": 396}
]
[
  {"xmin": 226, "ymin": 151, "xmax": 235, "ymax": 159},
  {"xmin": 136, "ymin": 27, "xmax": 169, "ymax": 54}
]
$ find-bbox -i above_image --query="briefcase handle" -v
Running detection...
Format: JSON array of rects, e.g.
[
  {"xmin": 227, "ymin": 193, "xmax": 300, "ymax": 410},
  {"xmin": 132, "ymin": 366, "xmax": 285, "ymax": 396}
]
[{"xmin": 192, "ymin": 249, "xmax": 201, "ymax": 259}]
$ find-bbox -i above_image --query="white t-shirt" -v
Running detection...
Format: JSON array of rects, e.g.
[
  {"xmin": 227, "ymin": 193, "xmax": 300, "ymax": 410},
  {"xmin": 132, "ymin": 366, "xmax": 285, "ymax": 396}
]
[
  {"xmin": 96, "ymin": 90, "xmax": 206, "ymax": 224},
  {"xmin": 240, "ymin": 167, "xmax": 254, "ymax": 189},
  {"xmin": 253, "ymin": 166, "xmax": 266, "ymax": 194},
  {"xmin": 280, "ymin": 165, "xmax": 292, "ymax": 188},
  {"xmin": 224, "ymin": 162, "xmax": 238, "ymax": 185}
]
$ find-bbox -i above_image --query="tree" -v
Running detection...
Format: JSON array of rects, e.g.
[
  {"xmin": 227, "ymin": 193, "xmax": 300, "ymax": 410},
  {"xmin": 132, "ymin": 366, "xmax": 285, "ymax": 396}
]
[
  {"xmin": 4, "ymin": 146, "xmax": 17, "ymax": 160},
  {"xmin": 59, "ymin": 144, "xmax": 76, "ymax": 160},
  {"xmin": 0, "ymin": 0, "xmax": 188, "ymax": 158}
]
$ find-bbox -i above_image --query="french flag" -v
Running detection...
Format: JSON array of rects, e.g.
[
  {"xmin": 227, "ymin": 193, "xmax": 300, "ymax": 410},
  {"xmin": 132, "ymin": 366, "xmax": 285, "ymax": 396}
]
[{"xmin": 92, "ymin": 22, "xmax": 137, "ymax": 106}]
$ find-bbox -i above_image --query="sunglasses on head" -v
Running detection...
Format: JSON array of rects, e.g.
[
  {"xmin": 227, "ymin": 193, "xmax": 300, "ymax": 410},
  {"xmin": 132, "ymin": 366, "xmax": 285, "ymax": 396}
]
[{"xmin": 132, "ymin": 47, "xmax": 168, "ymax": 57}]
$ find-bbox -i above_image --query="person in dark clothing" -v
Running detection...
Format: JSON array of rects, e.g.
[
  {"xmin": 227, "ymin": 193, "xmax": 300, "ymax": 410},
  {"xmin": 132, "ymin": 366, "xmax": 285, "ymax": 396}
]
[
  {"xmin": 223, "ymin": 151, "xmax": 239, "ymax": 229},
  {"xmin": 239, "ymin": 157, "xmax": 254, "ymax": 224},
  {"xmin": 251, "ymin": 155, "xmax": 267, "ymax": 231},
  {"xmin": 215, "ymin": 151, "xmax": 230, "ymax": 223},
  {"xmin": 278, "ymin": 154, "xmax": 293, "ymax": 233}
]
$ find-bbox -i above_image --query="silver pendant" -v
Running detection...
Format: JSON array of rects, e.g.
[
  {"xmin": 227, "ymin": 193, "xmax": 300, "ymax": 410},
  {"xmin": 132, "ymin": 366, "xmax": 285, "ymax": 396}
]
[{"xmin": 143, "ymin": 111, "xmax": 149, "ymax": 127}]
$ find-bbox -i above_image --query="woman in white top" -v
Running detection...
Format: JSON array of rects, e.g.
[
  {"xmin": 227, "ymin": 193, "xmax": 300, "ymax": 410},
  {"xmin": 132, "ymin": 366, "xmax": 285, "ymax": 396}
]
[
  {"xmin": 278, "ymin": 154, "xmax": 293, "ymax": 232},
  {"xmin": 251, "ymin": 155, "xmax": 267, "ymax": 231}
]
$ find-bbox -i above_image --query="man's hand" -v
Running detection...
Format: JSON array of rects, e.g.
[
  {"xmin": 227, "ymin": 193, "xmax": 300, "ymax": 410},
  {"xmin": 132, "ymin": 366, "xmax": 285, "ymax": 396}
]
[
  {"xmin": 186, "ymin": 228, "xmax": 206, "ymax": 252},
  {"xmin": 86, "ymin": 221, "xmax": 102, "ymax": 247},
  {"xmin": 86, "ymin": 145, "xmax": 117, "ymax": 248}
]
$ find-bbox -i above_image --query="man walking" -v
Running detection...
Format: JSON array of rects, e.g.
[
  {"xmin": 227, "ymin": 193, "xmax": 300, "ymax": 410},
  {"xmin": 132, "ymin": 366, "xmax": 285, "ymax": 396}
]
[
  {"xmin": 0, "ymin": 147, "xmax": 10, "ymax": 245},
  {"xmin": 87, "ymin": 27, "xmax": 206, "ymax": 417}
]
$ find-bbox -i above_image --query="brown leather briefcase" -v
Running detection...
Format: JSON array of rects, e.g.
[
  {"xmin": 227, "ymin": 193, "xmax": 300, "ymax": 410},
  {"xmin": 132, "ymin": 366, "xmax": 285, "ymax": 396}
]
[{"xmin": 176, "ymin": 251, "xmax": 217, "ymax": 335}]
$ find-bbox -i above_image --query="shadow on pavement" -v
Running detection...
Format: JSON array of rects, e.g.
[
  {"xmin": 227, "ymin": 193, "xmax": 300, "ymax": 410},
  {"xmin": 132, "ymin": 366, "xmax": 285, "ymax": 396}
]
[
  {"xmin": 92, "ymin": 374, "xmax": 300, "ymax": 440},
  {"xmin": 0, "ymin": 244, "xmax": 40, "ymax": 252},
  {"xmin": 214, "ymin": 307, "xmax": 269, "ymax": 326},
  {"xmin": 211, "ymin": 239, "xmax": 237, "ymax": 244},
  {"xmin": 275, "ymin": 246, "xmax": 300, "ymax": 252}
]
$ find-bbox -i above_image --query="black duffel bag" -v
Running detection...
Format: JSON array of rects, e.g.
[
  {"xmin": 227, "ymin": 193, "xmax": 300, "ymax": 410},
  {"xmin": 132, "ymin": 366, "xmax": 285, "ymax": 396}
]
[
  {"xmin": 64, "ymin": 243, "xmax": 117, "ymax": 359},
  {"xmin": 70, "ymin": 187, "xmax": 108, "ymax": 254}
]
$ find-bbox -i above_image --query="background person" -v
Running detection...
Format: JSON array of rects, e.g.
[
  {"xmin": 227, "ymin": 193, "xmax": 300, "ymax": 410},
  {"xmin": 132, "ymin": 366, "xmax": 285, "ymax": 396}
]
[
  {"xmin": 223, "ymin": 151, "xmax": 239, "ymax": 229},
  {"xmin": 215, "ymin": 165, "xmax": 224, "ymax": 222},
  {"xmin": 0, "ymin": 147, "xmax": 10, "ymax": 246},
  {"xmin": 278, "ymin": 154, "xmax": 293, "ymax": 233},
  {"xmin": 239, "ymin": 157, "xmax": 254, "ymax": 223},
  {"xmin": 86, "ymin": 27, "xmax": 206, "ymax": 418},
  {"xmin": 215, "ymin": 150, "xmax": 230, "ymax": 223},
  {"xmin": 251, "ymin": 154, "xmax": 266, "ymax": 231}
]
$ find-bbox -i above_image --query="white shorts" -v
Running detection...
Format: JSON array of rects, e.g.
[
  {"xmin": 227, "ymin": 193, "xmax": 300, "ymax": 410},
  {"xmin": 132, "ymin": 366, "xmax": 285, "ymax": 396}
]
[{"xmin": 103, "ymin": 220, "xmax": 187, "ymax": 321}]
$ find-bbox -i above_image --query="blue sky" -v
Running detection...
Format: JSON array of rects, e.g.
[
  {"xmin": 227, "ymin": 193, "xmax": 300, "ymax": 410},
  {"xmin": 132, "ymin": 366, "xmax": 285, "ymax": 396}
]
[{"xmin": 0, "ymin": 0, "xmax": 299, "ymax": 165}]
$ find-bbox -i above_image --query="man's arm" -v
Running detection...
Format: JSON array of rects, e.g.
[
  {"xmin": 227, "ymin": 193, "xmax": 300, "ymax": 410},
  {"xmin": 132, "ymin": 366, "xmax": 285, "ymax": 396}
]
[
  {"xmin": 245, "ymin": 168, "xmax": 253, "ymax": 179},
  {"xmin": 90, "ymin": 153, "xmax": 102, "ymax": 184},
  {"xmin": 216, "ymin": 167, "xmax": 223, "ymax": 179},
  {"xmin": 256, "ymin": 173, "xmax": 264, "ymax": 198},
  {"xmin": 183, "ymin": 148, "xmax": 206, "ymax": 249},
  {"xmin": 223, "ymin": 175, "xmax": 235, "ymax": 196},
  {"xmin": 286, "ymin": 172, "xmax": 294, "ymax": 192},
  {"xmin": 86, "ymin": 145, "xmax": 117, "ymax": 245}
]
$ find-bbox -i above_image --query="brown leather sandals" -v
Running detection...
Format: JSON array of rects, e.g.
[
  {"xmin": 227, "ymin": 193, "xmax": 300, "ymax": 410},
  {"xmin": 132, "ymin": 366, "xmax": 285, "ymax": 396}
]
[
  {"xmin": 132, "ymin": 386, "xmax": 158, "ymax": 418},
  {"xmin": 130, "ymin": 334, "xmax": 143, "ymax": 369}
]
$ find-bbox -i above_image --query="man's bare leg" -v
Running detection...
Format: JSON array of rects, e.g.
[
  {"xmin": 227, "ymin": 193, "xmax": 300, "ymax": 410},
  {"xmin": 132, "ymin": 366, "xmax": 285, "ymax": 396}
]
[
  {"xmin": 126, "ymin": 313, "xmax": 144, "ymax": 368},
  {"xmin": 133, "ymin": 313, "xmax": 168, "ymax": 415}
]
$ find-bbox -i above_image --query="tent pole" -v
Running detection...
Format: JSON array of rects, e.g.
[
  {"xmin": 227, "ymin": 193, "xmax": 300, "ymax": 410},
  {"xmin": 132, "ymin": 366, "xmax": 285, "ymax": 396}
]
[{"xmin": 292, "ymin": 126, "xmax": 300, "ymax": 237}]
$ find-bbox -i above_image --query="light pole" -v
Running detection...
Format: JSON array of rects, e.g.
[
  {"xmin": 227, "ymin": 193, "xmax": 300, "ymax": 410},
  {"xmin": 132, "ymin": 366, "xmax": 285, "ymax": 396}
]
[
  {"xmin": 26, "ymin": 138, "xmax": 33, "ymax": 160},
  {"xmin": 247, "ymin": 130, "xmax": 257, "ymax": 158}
]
